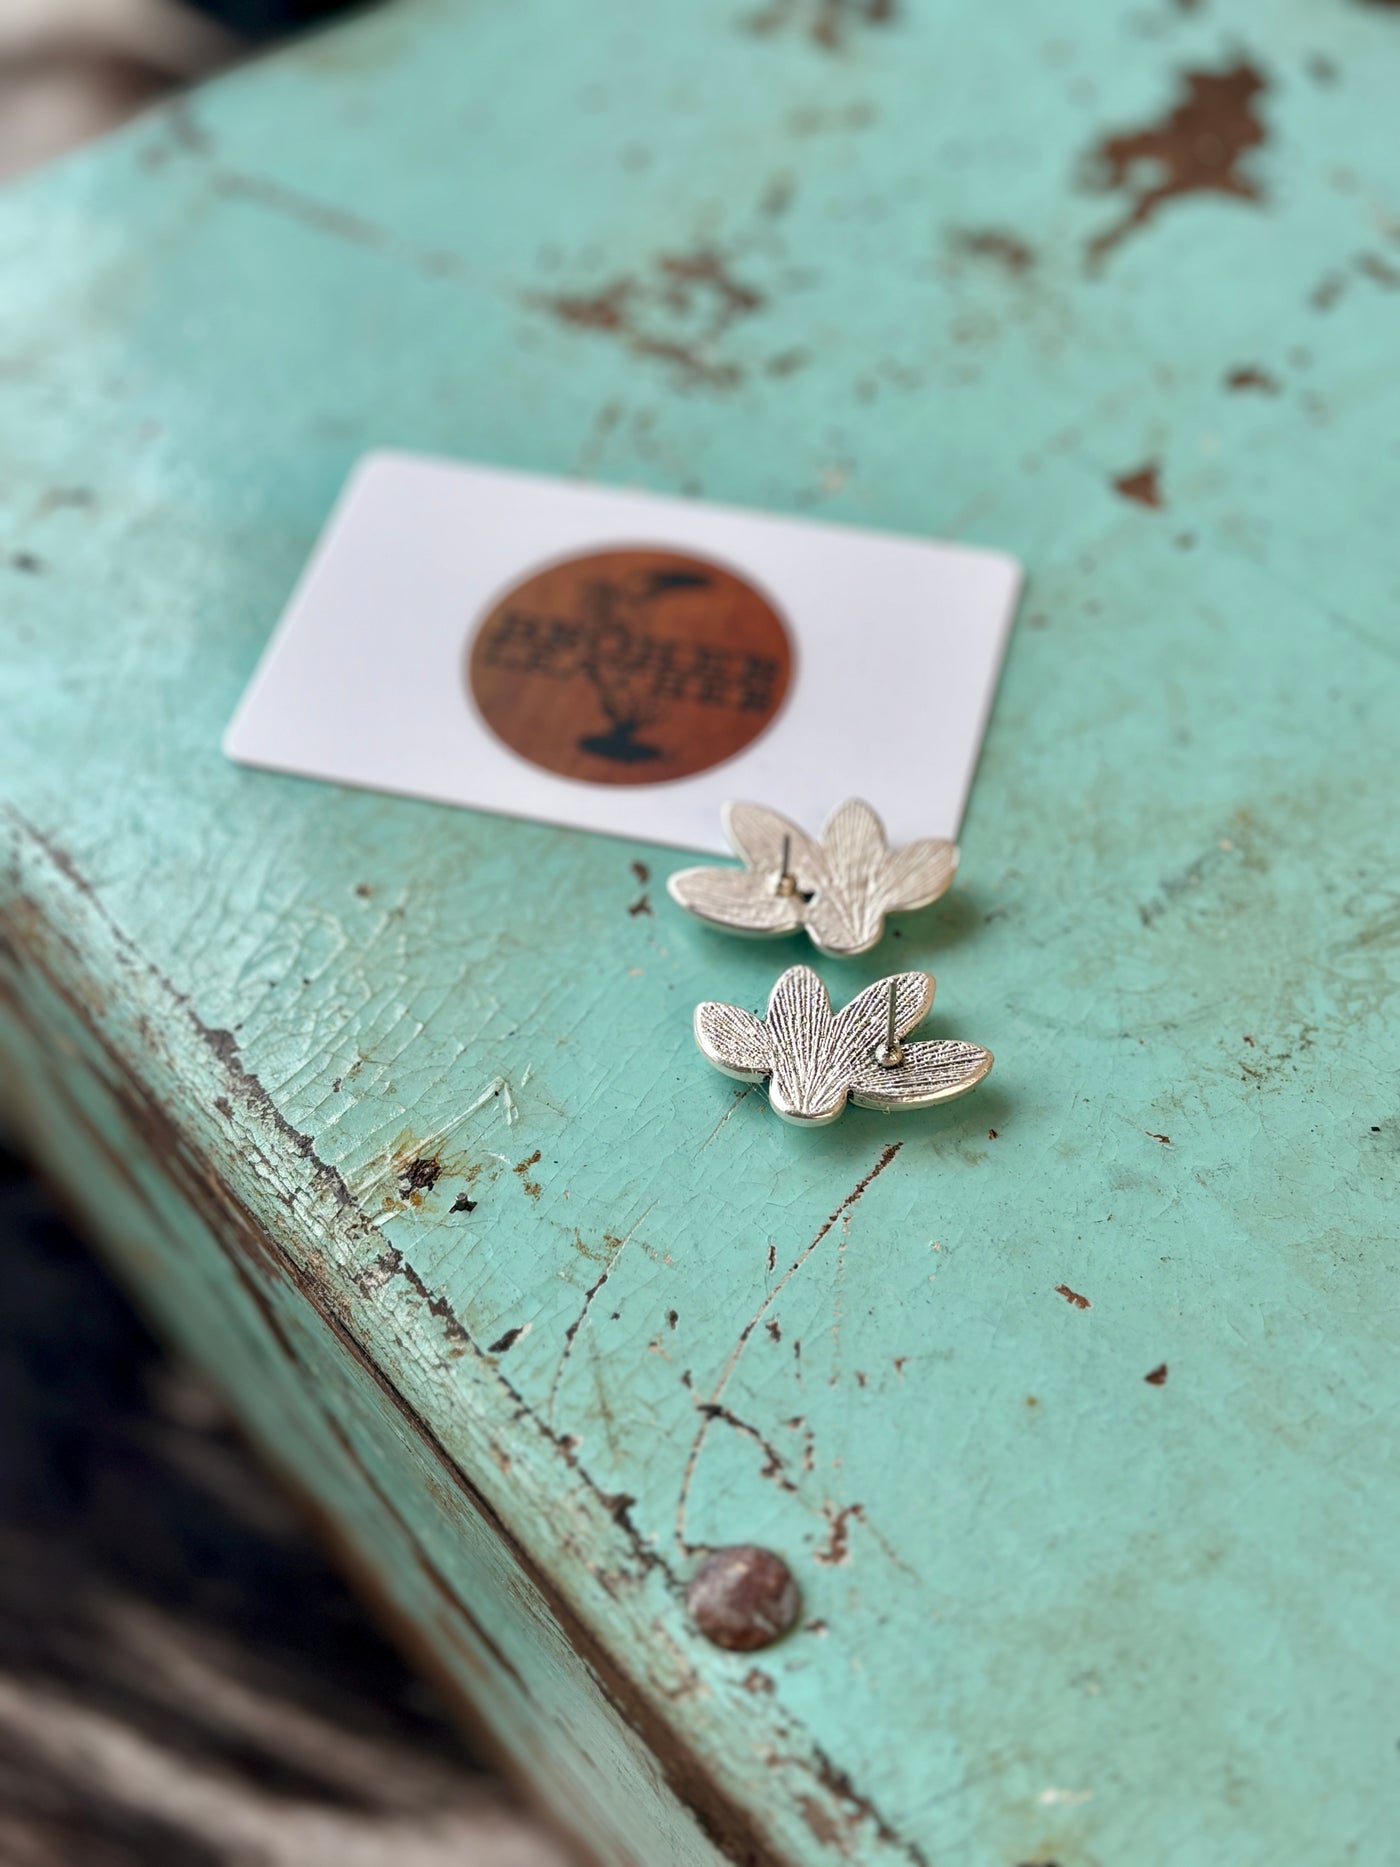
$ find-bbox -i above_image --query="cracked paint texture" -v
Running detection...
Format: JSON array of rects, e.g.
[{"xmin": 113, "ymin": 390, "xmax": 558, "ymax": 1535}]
[{"xmin": 3, "ymin": 0, "xmax": 1400, "ymax": 1863}]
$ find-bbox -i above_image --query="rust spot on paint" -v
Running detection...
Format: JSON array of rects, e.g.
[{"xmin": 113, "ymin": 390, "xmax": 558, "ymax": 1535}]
[
  {"xmin": 745, "ymin": 0, "xmax": 895, "ymax": 51},
  {"xmin": 1113, "ymin": 462, "xmax": 1164, "ymax": 509},
  {"xmin": 1055, "ymin": 1283, "xmax": 1092, "ymax": 1310},
  {"xmin": 536, "ymin": 246, "xmax": 765, "ymax": 389},
  {"xmin": 1225, "ymin": 364, "xmax": 1279, "ymax": 393},
  {"xmin": 1146, "ymin": 1130, "xmax": 1172, "ymax": 1144},
  {"xmin": 988, "ymin": 1127, "xmax": 999, "ymax": 1140},
  {"xmin": 686, "ymin": 1545, "xmax": 800, "ymax": 1650},
  {"xmin": 950, "ymin": 227, "xmax": 1036, "ymax": 274},
  {"xmin": 631, "ymin": 860, "xmax": 650, "ymax": 884},
  {"xmin": 814, "ymin": 1502, "xmax": 863, "ymax": 1565},
  {"xmin": 766, "ymin": 1318, "xmax": 782, "ymax": 1342},
  {"xmin": 1084, "ymin": 64, "xmax": 1269, "ymax": 267},
  {"xmin": 513, "ymin": 1149, "xmax": 543, "ymax": 1198},
  {"xmin": 661, "ymin": 249, "xmax": 763, "ymax": 315},
  {"xmin": 742, "ymin": 1667, "xmax": 776, "ymax": 1694},
  {"xmin": 489, "ymin": 1325, "xmax": 525, "ymax": 1354},
  {"xmin": 1145, "ymin": 1362, "xmax": 1169, "ymax": 1384},
  {"xmin": 627, "ymin": 892, "xmax": 653, "ymax": 917},
  {"xmin": 1311, "ymin": 272, "xmax": 1346, "ymax": 311},
  {"xmin": 1357, "ymin": 251, "xmax": 1400, "ymax": 288},
  {"xmin": 375, "ymin": 1130, "xmax": 493, "ymax": 1213},
  {"xmin": 398, "ymin": 1155, "xmax": 442, "ymax": 1201}
]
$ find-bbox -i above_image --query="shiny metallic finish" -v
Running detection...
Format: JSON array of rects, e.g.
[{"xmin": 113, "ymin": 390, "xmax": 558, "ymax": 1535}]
[
  {"xmin": 694, "ymin": 965, "xmax": 992, "ymax": 1126},
  {"xmin": 668, "ymin": 799, "xmax": 958, "ymax": 958}
]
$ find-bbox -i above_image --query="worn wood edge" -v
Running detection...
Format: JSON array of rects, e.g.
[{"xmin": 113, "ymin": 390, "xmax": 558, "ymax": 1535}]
[
  {"xmin": 0, "ymin": 982, "xmax": 644, "ymax": 1865},
  {"xmin": 0, "ymin": 1124, "xmax": 594, "ymax": 1867},
  {"xmin": 0, "ymin": 829, "xmax": 762, "ymax": 1866},
  {"xmin": 0, "ymin": 806, "xmax": 934, "ymax": 1867},
  {"xmin": 217, "ymin": 1417, "xmax": 621, "ymax": 1867}
]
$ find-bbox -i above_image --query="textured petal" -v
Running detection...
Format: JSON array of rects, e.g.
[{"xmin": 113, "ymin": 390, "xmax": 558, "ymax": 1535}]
[
  {"xmin": 805, "ymin": 798, "xmax": 893, "ymax": 956},
  {"xmin": 819, "ymin": 797, "xmax": 889, "ymax": 867},
  {"xmin": 667, "ymin": 865, "xmax": 806, "ymax": 936},
  {"xmin": 694, "ymin": 1001, "xmax": 772, "ymax": 1079},
  {"xmin": 804, "ymin": 887, "xmax": 885, "ymax": 958},
  {"xmin": 765, "ymin": 964, "xmax": 833, "ymax": 1049},
  {"xmin": 763, "ymin": 965, "xmax": 848, "ymax": 1123},
  {"xmin": 722, "ymin": 802, "xmax": 820, "ymax": 891},
  {"xmin": 882, "ymin": 837, "xmax": 958, "ymax": 914},
  {"xmin": 849, "ymin": 1039, "xmax": 993, "ymax": 1111},
  {"xmin": 830, "ymin": 971, "xmax": 936, "ymax": 1080}
]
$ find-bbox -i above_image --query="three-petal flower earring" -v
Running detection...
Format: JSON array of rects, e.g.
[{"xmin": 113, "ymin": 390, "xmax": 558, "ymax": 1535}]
[
  {"xmin": 667, "ymin": 799, "xmax": 956, "ymax": 958},
  {"xmin": 695, "ymin": 965, "xmax": 992, "ymax": 1127}
]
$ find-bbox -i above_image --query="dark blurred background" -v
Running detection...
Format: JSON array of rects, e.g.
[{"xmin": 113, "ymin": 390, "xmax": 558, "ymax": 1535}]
[
  {"xmin": 0, "ymin": 1, "xmax": 350, "ymax": 181},
  {"xmin": 0, "ymin": 1145, "xmax": 569, "ymax": 1865}
]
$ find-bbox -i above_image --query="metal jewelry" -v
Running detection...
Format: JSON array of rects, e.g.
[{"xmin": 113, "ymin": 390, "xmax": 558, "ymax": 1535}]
[
  {"xmin": 667, "ymin": 799, "xmax": 957, "ymax": 959},
  {"xmin": 694, "ymin": 964, "xmax": 992, "ymax": 1127}
]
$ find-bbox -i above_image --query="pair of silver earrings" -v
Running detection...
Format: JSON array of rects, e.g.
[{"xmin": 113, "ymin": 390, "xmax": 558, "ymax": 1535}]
[{"xmin": 668, "ymin": 799, "xmax": 993, "ymax": 1128}]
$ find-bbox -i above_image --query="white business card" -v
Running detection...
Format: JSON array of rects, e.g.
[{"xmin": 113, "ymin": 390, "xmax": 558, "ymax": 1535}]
[{"xmin": 224, "ymin": 452, "xmax": 1020, "ymax": 854}]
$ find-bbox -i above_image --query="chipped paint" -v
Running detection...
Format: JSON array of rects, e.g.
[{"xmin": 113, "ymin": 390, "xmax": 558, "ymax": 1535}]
[{"xmin": 1084, "ymin": 63, "xmax": 1269, "ymax": 266}]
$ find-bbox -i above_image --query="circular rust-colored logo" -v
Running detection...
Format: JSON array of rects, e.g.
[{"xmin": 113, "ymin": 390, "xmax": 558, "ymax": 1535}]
[{"xmin": 467, "ymin": 547, "xmax": 792, "ymax": 786}]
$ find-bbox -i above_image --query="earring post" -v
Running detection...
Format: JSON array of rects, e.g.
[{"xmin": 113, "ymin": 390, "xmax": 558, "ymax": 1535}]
[{"xmin": 875, "ymin": 978, "xmax": 905, "ymax": 1069}]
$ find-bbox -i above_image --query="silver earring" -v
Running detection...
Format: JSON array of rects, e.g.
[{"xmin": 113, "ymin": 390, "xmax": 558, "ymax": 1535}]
[
  {"xmin": 694, "ymin": 964, "xmax": 991, "ymax": 1127},
  {"xmin": 668, "ymin": 799, "xmax": 956, "ymax": 959}
]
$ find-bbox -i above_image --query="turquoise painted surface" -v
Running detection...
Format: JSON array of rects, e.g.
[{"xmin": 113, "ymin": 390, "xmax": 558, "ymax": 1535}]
[{"xmin": 2, "ymin": 2, "xmax": 1399, "ymax": 1862}]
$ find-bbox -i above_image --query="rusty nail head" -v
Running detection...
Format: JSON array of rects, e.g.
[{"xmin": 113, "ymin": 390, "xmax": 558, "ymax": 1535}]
[{"xmin": 686, "ymin": 1545, "xmax": 800, "ymax": 1651}]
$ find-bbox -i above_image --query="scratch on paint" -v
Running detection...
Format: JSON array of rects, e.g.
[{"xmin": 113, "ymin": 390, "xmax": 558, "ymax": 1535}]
[
  {"xmin": 698, "ymin": 1084, "xmax": 755, "ymax": 1151},
  {"xmin": 548, "ymin": 1199, "xmax": 658, "ymax": 1420},
  {"xmin": 674, "ymin": 1143, "xmax": 902, "ymax": 1551}
]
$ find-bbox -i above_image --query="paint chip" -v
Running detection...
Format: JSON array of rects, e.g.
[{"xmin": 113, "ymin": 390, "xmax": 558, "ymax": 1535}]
[
  {"xmin": 1055, "ymin": 1284, "xmax": 1092, "ymax": 1310},
  {"xmin": 1113, "ymin": 462, "xmax": 1164, "ymax": 509}
]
